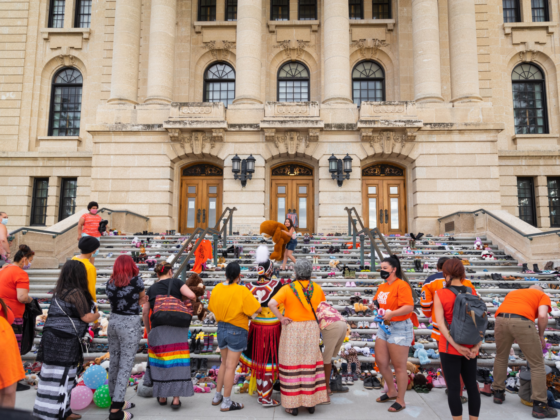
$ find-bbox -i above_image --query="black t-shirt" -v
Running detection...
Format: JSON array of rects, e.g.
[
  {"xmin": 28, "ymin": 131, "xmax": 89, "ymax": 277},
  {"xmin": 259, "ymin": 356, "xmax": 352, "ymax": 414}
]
[
  {"xmin": 147, "ymin": 278, "xmax": 184, "ymax": 309},
  {"xmin": 105, "ymin": 276, "xmax": 145, "ymax": 316}
]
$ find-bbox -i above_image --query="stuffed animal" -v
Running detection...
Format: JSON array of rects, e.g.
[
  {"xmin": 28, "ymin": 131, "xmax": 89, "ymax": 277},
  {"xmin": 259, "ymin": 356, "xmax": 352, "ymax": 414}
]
[
  {"xmin": 185, "ymin": 273, "xmax": 207, "ymax": 320},
  {"xmin": 481, "ymin": 250, "xmax": 495, "ymax": 260},
  {"xmin": 413, "ymin": 343, "xmax": 429, "ymax": 365},
  {"xmin": 474, "ymin": 237, "xmax": 483, "ymax": 250},
  {"xmin": 97, "ymin": 317, "xmax": 109, "ymax": 337},
  {"xmin": 259, "ymin": 220, "xmax": 292, "ymax": 261},
  {"xmin": 412, "ymin": 371, "xmax": 433, "ymax": 391}
]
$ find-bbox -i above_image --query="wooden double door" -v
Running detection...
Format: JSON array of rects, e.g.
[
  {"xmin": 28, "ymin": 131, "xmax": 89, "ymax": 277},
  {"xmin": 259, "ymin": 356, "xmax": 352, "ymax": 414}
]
[
  {"xmin": 362, "ymin": 178, "xmax": 407, "ymax": 235},
  {"xmin": 270, "ymin": 164, "xmax": 314, "ymax": 233},
  {"xmin": 180, "ymin": 178, "xmax": 222, "ymax": 234}
]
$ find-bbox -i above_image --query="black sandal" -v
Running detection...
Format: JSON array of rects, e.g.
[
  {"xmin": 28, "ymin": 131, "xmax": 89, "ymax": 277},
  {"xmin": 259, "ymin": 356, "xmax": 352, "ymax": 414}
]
[
  {"xmin": 285, "ymin": 408, "xmax": 299, "ymax": 416},
  {"xmin": 157, "ymin": 398, "xmax": 167, "ymax": 406},
  {"xmin": 307, "ymin": 407, "xmax": 315, "ymax": 414},
  {"xmin": 220, "ymin": 401, "xmax": 244, "ymax": 412},
  {"xmin": 170, "ymin": 400, "xmax": 181, "ymax": 410},
  {"xmin": 388, "ymin": 402, "xmax": 406, "ymax": 413},
  {"xmin": 376, "ymin": 394, "xmax": 397, "ymax": 403}
]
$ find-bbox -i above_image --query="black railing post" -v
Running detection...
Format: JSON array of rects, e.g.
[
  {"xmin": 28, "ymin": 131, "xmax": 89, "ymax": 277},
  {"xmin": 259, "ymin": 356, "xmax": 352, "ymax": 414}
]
[
  {"xmin": 360, "ymin": 234, "xmax": 364, "ymax": 267},
  {"xmin": 352, "ymin": 219, "xmax": 357, "ymax": 249},
  {"xmin": 213, "ymin": 234, "xmax": 218, "ymax": 265},
  {"xmin": 370, "ymin": 229, "xmax": 376, "ymax": 271}
]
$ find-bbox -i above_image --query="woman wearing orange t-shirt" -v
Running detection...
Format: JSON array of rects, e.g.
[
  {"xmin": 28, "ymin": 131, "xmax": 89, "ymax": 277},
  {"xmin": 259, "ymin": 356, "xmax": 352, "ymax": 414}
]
[
  {"xmin": 433, "ymin": 259, "xmax": 481, "ymax": 420},
  {"xmin": 372, "ymin": 255, "xmax": 414, "ymax": 413},
  {"xmin": 0, "ymin": 297, "xmax": 25, "ymax": 408}
]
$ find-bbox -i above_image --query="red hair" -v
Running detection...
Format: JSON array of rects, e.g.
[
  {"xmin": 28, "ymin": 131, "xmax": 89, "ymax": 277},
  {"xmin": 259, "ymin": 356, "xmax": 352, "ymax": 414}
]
[
  {"xmin": 442, "ymin": 258, "xmax": 466, "ymax": 280},
  {"xmin": 110, "ymin": 255, "xmax": 139, "ymax": 287}
]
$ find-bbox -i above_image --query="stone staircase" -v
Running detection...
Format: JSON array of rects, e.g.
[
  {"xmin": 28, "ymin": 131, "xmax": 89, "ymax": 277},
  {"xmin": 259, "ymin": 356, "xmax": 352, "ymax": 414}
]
[{"xmin": 26, "ymin": 233, "xmax": 560, "ymax": 368}]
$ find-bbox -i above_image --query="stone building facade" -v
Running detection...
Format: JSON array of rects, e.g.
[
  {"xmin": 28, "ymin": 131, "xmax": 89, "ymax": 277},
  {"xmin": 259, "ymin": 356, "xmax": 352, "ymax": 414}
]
[{"xmin": 1, "ymin": 0, "xmax": 560, "ymax": 234}]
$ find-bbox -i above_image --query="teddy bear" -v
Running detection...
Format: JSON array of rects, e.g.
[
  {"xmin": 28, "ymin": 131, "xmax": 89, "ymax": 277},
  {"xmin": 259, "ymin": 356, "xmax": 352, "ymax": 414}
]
[
  {"xmin": 413, "ymin": 343, "xmax": 430, "ymax": 365},
  {"xmin": 259, "ymin": 220, "xmax": 292, "ymax": 261},
  {"xmin": 185, "ymin": 273, "xmax": 207, "ymax": 320}
]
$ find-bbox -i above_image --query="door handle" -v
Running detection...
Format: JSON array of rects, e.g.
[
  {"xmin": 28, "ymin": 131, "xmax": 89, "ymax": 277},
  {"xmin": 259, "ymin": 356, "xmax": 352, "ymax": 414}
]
[
  {"xmin": 379, "ymin": 209, "xmax": 383, "ymax": 224},
  {"xmin": 202, "ymin": 209, "xmax": 206, "ymax": 223},
  {"xmin": 197, "ymin": 209, "xmax": 201, "ymax": 223},
  {"xmin": 385, "ymin": 209, "xmax": 388, "ymax": 224}
]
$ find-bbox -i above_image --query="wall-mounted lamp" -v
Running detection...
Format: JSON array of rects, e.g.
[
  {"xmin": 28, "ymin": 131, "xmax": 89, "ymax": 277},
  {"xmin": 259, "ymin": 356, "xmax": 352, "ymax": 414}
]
[
  {"xmin": 328, "ymin": 153, "xmax": 353, "ymax": 187},
  {"xmin": 232, "ymin": 154, "xmax": 256, "ymax": 187}
]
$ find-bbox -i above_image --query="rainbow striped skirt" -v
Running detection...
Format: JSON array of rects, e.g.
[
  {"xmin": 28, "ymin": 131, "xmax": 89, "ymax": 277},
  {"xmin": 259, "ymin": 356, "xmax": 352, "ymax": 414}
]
[{"xmin": 147, "ymin": 325, "xmax": 194, "ymax": 398}]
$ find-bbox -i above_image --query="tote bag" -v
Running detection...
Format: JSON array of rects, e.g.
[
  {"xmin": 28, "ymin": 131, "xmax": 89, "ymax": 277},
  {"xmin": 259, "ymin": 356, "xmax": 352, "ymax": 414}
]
[{"xmin": 150, "ymin": 279, "xmax": 193, "ymax": 328}]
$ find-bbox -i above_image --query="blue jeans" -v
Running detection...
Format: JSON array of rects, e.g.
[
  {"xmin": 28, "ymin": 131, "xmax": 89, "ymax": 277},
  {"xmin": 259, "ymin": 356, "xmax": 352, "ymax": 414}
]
[
  {"xmin": 217, "ymin": 322, "xmax": 248, "ymax": 352},
  {"xmin": 286, "ymin": 238, "xmax": 297, "ymax": 251},
  {"xmin": 377, "ymin": 319, "xmax": 413, "ymax": 347}
]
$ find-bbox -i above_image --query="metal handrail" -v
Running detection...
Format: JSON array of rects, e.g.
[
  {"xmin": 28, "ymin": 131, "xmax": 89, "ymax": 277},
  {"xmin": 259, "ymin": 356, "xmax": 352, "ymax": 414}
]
[
  {"xmin": 9, "ymin": 208, "xmax": 149, "ymax": 239},
  {"xmin": 344, "ymin": 206, "xmax": 418, "ymax": 300},
  {"xmin": 169, "ymin": 207, "xmax": 237, "ymax": 278},
  {"xmin": 437, "ymin": 209, "xmax": 560, "ymax": 240}
]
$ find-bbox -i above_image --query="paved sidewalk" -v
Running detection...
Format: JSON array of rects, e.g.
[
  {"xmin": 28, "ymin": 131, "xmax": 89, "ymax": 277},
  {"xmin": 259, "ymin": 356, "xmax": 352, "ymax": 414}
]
[{"xmin": 15, "ymin": 386, "xmax": 535, "ymax": 419}]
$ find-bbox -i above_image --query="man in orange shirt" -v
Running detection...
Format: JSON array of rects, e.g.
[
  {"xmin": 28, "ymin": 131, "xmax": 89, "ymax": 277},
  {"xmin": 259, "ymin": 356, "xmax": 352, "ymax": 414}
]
[
  {"xmin": 492, "ymin": 285, "xmax": 555, "ymax": 418},
  {"xmin": 77, "ymin": 202, "xmax": 105, "ymax": 265}
]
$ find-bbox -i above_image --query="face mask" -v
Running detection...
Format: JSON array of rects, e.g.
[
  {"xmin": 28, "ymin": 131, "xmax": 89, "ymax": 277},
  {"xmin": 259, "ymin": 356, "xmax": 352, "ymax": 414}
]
[
  {"xmin": 23, "ymin": 262, "xmax": 32, "ymax": 270},
  {"xmin": 93, "ymin": 248, "xmax": 100, "ymax": 258},
  {"xmin": 380, "ymin": 270, "xmax": 391, "ymax": 280},
  {"xmin": 90, "ymin": 209, "xmax": 98, "ymax": 215},
  {"xmin": 1, "ymin": 218, "xmax": 7, "ymax": 226}
]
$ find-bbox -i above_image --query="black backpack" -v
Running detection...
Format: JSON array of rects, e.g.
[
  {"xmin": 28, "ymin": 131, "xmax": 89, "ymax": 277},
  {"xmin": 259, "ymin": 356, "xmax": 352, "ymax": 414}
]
[{"xmin": 446, "ymin": 286, "xmax": 488, "ymax": 346}]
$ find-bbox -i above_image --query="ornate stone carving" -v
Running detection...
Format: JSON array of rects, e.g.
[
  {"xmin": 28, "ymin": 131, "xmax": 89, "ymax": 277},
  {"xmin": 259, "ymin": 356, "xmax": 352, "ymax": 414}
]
[
  {"xmin": 351, "ymin": 39, "xmax": 389, "ymax": 59},
  {"xmin": 308, "ymin": 129, "xmax": 320, "ymax": 143},
  {"xmin": 275, "ymin": 40, "xmax": 310, "ymax": 61},
  {"xmin": 264, "ymin": 129, "xmax": 276, "ymax": 142},
  {"xmin": 168, "ymin": 128, "xmax": 181, "ymax": 141},
  {"xmin": 180, "ymin": 106, "xmax": 213, "ymax": 115},
  {"xmin": 58, "ymin": 48, "xmax": 76, "ymax": 67},
  {"xmin": 202, "ymin": 40, "xmax": 236, "ymax": 60},
  {"xmin": 370, "ymin": 131, "xmax": 406, "ymax": 153},
  {"xmin": 271, "ymin": 131, "xmax": 311, "ymax": 152},
  {"xmin": 370, "ymin": 103, "xmax": 405, "ymax": 113},
  {"xmin": 276, "ymin": 103, "xmax": 309, "ymax": 115},
  {"xmin": 360, "ymin": 128, "xmax": 373, "ymax": 143},
  {"xmin": 405, "ymin": 128, "xmax": 419, "ymax": 142},
  {"xmin": 519, "ymin": 48, "xmax": 539, "ymax": 63}
]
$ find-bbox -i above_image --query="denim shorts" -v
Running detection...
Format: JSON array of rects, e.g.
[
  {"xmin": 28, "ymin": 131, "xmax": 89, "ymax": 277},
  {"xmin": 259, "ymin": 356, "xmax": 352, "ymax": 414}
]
[
  {"xmin": 377, "ymin": 319, "xmax": 413, "ymax": 347},
  {"xmin": 286, "ymin": 238, "xmax": 297, "ymax": 251},
  {"xmin": 217, "ymin": 321, "xmax": 248, "ymax": 352}
]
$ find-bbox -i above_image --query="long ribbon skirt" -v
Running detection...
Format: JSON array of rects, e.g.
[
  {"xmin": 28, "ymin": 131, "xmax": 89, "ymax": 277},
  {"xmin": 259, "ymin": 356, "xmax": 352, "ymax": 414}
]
[
  {"xmin": 279, "ymin": 320, "xmax": 328, "ymax": 408},
  {"xmin": 33, "ymin": 364, "xmax": 77, "ymax": 420}
]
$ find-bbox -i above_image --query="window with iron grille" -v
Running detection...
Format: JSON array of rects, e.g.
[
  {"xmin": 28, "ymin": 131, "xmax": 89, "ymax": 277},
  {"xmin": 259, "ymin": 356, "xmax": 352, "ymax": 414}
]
[
  {"xmin": 278, "ymin": 62, "xmax": 310, "ymax": 102},
  {"xmin": 349, "ymin": 0, "xmax": 363, "ymax": 19},
  {"xmin": 532, "ymin": 0, "xmax": 549, "ymax": 21},
  {"xmin": 59, "ymin": 178, "xmax": 78, "ymax": 222},
  {"xmin": 512, "ymin": 63, "xmax": 548, "ymax": 135},
  {"xmin": 199, "ymin": 0, "xmax": 216, "ymax": 21},
  {"xmin": 48, "ymin": 0, "xmax": 65, "ymax": 28},
  {"xmin": 271, "ymin": 0, "xmax": 289, "ymax": 20},
  {"xmin": 352, "ymin": 61, "xmax": 385, "ymax": 106},
  {"xmin": 517, "ymin": 177, "xmax": 537, "ymax": 227},
  {"xmin": 548, "ymin": 177, "xmax": 560, "ymax": 228},
  {"xmin": 503, "ymin": 0, "xmax": 520, "ymax": 22},
  {"xmin": 226, "ymin": 0, "xmax": 237, "ymax": 21},
  {"xmin": 31, "ymin": 178, "xmax": 49, "ymax": 226},
  {"xmin": 75, "ymin": 0, "xmax": 92, "ymax": 28},
  {"xmin": 204, "ymin": 63, "xmax": 235, "ymax": 107},
  {"xmin": 372, "ymin": 0, "xmax": 390, "ymax": 19},
  {"xmin": 49, "ymin": 68, "xmax": 83, "ymax": 137},
  {"xmin": 299, "ymin": 0, "xmax": 316, "ymax": 20}
]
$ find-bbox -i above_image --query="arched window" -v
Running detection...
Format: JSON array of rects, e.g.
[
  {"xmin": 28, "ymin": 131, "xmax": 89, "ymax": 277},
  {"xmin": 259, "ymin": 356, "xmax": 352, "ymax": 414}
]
[
  {"xmin": 512, "ymin": 63, "xmax": 548, "ymax": 134},
  {"xmin": 277, "ymin": 62, "xmax": 310, "ymax": 102},
  {"xmin": 204, "ymin": 63, "xmax": 235, "ymax": 107},
  {"xmin": 49, "ymin": 68, "xmax": 83, "ymax": 137},
  {"xmin": 352, "ymin": 61, "xmax": 385, "ymax": 106}
]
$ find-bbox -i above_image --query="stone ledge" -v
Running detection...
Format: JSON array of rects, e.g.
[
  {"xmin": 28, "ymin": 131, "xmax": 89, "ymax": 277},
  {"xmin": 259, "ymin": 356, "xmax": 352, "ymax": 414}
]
[
  {"xmin": 86, "ymin": 123, "xmax": 165, "ymax": 132},
  {"xmin": 350, "ymin": 19, "xmax": 395, "ymax": 31},
  {"xmin": 0, "ymin": 152, "xmax": 92, "ymax": 158},
  {"xmin": 512, "ymin": 133, "xmax": 559, "ymax": 151},
  {"xmin": 503, "ymin": 22, "xmax": 556, "ymax": 35},
  {"xmin": 267, "ymin": 20, "xmax": 320, "ymax": 33},
  {"xmin": 194, "ymin": 21, "xmax": 237, "ymax": 33},
  {"xmin": 422, "ymin": 122, "xmax": 505, "ymax": 131},
  {"xmin": 499, "ymin": 150, "xmax": 560, "ymax": 157},
  {"xmin": 227, "ymin": 124, "xmax": 261, "ymax": 131},
  {"xmin": 40, "ymin": 28, "xmax": 91, "ymax": 39},
  {"xmin": 260, "ymin": 119, "xmax": 324, "ymax": 129},
  {"xmin": 37, "ymin": 136, "xmax": 81, "ymax": 152}
]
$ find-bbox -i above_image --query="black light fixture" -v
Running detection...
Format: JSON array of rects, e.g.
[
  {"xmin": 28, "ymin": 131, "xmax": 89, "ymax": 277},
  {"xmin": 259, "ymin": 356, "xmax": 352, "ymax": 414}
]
[
  {"xmin": 329, "ymin": 153, "xmax": 353, "ymax": 187},
  {"xmin": 233, "ymin": 154, "xmax": 255, "ymax": 187}
]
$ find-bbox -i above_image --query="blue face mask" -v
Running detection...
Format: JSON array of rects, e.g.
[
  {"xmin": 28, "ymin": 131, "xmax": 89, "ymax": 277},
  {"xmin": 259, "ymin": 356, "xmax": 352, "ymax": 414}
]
[
  {"xmin": 1, "ymin": 218, "xmax": 7, "ymax": 226},
  {"xmin": 93, "ymin": 248, "xmax": 100, "ymax": 258}
]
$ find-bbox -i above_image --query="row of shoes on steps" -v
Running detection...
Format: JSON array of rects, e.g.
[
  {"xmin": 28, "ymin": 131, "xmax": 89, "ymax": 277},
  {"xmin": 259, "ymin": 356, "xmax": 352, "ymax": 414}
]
[{"xmin": 189, "ymin": 329, "xmax": 215, "ymax": 354}]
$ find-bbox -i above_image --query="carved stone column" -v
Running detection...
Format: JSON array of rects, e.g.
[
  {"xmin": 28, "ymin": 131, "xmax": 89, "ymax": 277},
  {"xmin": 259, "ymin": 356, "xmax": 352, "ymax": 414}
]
[
  {"xmin": 233, "ymin": 0, "xmax": 262, "ymax": 104},
  {"xmin": 448, "ymin": 0, "xmax": 482, "ymax": 102},
  {"xmin": 322, "ymin": 0, "xmax": 352, "ymax": 104},
  {"xmin": 412, "ymin": 0, "xmax": 444, "ymax": 102},
  {"xmin": 146, "ymin": 0, "xmax": 177, "ymax": 103},
  {"xmin": 108, "ymin": 0, "xmax": 142, "ymax": 104}
]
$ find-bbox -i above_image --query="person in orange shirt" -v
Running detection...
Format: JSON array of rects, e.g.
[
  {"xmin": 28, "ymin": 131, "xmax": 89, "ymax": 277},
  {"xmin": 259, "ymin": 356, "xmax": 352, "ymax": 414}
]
[
  {"xmin": 0, "ymin": 297, "xmax": 25, "ymax": 408},
  {"xmin": 77, "ymin": 202, "xmax": 106, "ymax": 265},
  {"xmin": 371, "ymin": 255, "xmax": 414, "ymax": 413},
  {"xmin": 492, "ymin": 285, "xmax": 555, "ymax": 418}
]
